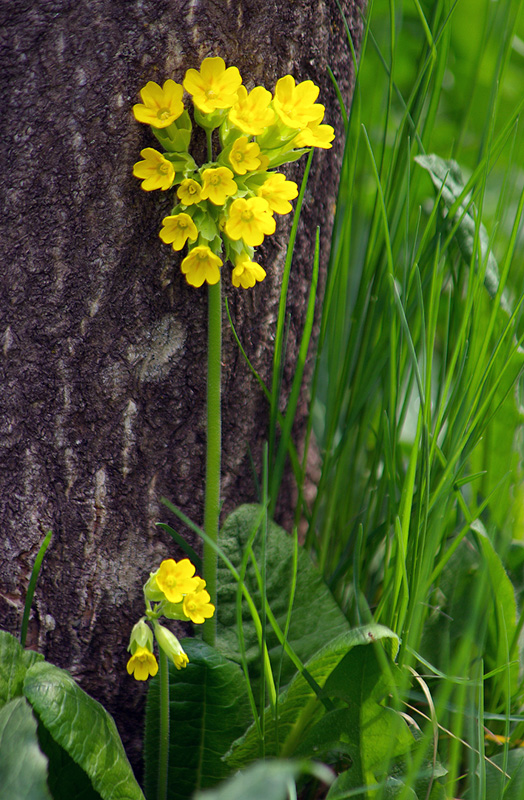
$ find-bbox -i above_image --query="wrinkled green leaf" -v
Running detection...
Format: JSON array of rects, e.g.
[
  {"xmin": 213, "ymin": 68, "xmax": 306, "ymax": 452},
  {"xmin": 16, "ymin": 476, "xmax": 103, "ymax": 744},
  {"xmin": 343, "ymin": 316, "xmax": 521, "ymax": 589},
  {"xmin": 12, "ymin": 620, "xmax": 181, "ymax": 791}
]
[
  {"xmin": 144, "ymin": 639, "xmax": 251, "ymax": 800},
  {"xmin": 192, "ymin": 759, "xmax": 333, "ymax": 800},
  {"xmin": 0, "ymin": 630, "xmax": 43, "ymax": 708},
  {"xmin": 226, "ymin": 625, "xmax": 398, "ymax": 770},
  {"xmin": 0, "ymin": 697, "xmax": 51, "ymax": 800},
  {"xmin": 23, "ymin": 661, "xmax": 144, "ymax": 800},
  {"xmin": 415, "ymin": 154, "xmax": 509, "ymax": 311},
  {"xmin": 483, "ymin": 748, "xmax": 524, "ymax": 799},
  {"xmin": 216, "ymin": 505, "xmax": 351, "ymax": 693},
  {"xmin": 37, "ymin": 723, "xmax": 102, "ymax": 800}
]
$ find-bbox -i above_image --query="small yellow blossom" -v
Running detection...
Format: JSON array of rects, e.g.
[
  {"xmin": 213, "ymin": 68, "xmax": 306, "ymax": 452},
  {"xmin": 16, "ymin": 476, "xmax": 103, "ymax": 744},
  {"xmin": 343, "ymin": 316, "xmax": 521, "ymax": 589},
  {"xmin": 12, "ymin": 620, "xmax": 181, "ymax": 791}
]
[
  {"xmin": 133, "ymin": 148, "xmax": 175, "ymax": 191},
  {"xmin": 200, "ymin": 166, "xmax": 237, "ymax": 205},
  {"xmin": 184, "ymin": 57, "xmax": 242, "ymax": 113},
  {"xmin": 232, "ymin": 258, "xmax": 267, "ymax": 289},
  {"xmin": 159, "ymin": 213, "xmax": 198, "ymax": 251},
  {"xmin": 154, "ymin": 624, "xmax": 189, "ymax": 670},
  {"xmin": 257, "ymin": 173, "xmax": 298, "ymax": 214},
  {"xmin": 225, "ymin": 197, "xmax": 276, "ymax": 247},
  {"xmin": 177, "ymin": 178, "xmax": 203, "ymax": 205},
  {"xmin": 181, "ymin": 246, "xmax": 222, "ymax": 287},
  {"xmin": 126, "ymin": 646, "xmax": 158, "ymax": 681},
  {"xmin": 293, "ymin": 108, "xmax": 335, "ymax": 149},
  {"xmin": 156, "ymin": 558, "xmax": 199, "ymax": 603},
  {"xmin": 228, "ymin": 136, "xmax": 262, "ymax": 175},
  {"xmin": 183, "ymin": 586, "xmax": 216, "ymax": 624},
  {"xmin": 273, "ymin": 75, "xmax": 324, "ymax": 129},
  {"xmin": 133, "ymin": 79, "xmax": 184, "ymax": 128},
  {"xmin": 229, "ymin": 86, "xmax": 275, "ymax": 136}
]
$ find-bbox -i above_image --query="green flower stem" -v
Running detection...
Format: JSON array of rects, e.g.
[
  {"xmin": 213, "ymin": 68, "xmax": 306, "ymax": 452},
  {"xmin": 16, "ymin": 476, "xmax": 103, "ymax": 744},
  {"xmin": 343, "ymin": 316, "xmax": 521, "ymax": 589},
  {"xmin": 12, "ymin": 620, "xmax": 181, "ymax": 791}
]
[
  {"xmin": 157, "ymin": 647, "xmax": 170, "ymax": 800},
  {"xmin": 203, "ymin": 278, "xmax": 221, "ymax": 647}
]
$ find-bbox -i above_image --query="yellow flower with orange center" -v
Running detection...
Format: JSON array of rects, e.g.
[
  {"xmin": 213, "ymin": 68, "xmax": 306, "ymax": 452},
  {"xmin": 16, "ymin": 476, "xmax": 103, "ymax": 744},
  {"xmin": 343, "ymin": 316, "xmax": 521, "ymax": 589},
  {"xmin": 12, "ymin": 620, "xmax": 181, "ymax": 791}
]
[
  {"xmin": 225, "ymin": 197, "xmax": 276, "ymax": 247},
  {"xmin": 229, "ymin": 86, "xmax": 275, "ymax": 136},
  {"xmin": 181, "ymin": 246, "xmax": 222, "ymax": 287},
  {"xmin": 159, "ymin": 213, "xmax": 198, "ymax": 251},
  {"xmin": 156, "ymin": 558, "xmax": 199, "ymax": 603},
  {"xmin": 132, "ymin": 148, "xmax": 175, "ymax": 191},
  {"xmin": 183, "ymin": 584, "xmax": 216, "ymax": 624},
  {"xmin": 133, "ymin": 79, "xmax": 184, "ymax": 128},
  {"xmin": 126, "ymin": 646, "xmax": 158, "ymax": 681},
  {"xmin": 183, "ymin": 57, "xmax": 242, "ymax": 113},
  {"xmin": 200, "ymin": 167, "xmax": 237, "ymax": 205}
]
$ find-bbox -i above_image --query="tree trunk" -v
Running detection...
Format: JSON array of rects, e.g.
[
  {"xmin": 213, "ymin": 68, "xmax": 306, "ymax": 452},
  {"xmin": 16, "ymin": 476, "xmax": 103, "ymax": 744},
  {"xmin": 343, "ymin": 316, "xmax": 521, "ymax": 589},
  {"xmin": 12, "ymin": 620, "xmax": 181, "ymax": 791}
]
[{"xmin": 1, "ymin": 0, "xmax": 365, "ymax": 774}]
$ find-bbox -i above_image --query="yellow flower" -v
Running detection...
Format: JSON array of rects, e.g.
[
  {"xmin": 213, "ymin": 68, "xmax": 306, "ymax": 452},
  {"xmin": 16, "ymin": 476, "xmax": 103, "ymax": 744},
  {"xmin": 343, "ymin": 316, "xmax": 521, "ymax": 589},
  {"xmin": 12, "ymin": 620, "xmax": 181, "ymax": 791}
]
[
  {"xmin": 183, "ymin": 586, "xmax": 216, "ymax": 624},
  {"xmin": 183, "ymin": 57, "xmax": 242, "ymax": 113},
  {"xmin": 200, "ymin": 166, "xmax": 237, "ymax": 205},
  {"xmin": 156, "ymin": 558, "xmax": 199, "ymax": 603},
  {"xmin": 257, "ymin": 173, "xmax": 298, "ymax": 214},
  {"xmin": 273, "ymin": 75, "xmax": 324, "ymax": 129},
  {"xmin": 181, "ymin": 246, "xmax": 222, "ymax": 287},
  {"xmin": 293, "ymin": 108, "xmax": 335, "ymax": 149},
  {"xmin": 132, "ymin": 148, "xmax": 175, "ymax": 191},
  {"xmin": 177, "ymin": 178, "xmax": 203, "ymax": 206},
  {"xmin": 232, "ymin": 258, "xmax": 267, "ymax": 289},
  {"xmin": 133, "ymin": 79, "xmax": 184, "ymax": 128},
  {"xmin": 229, "ymin": 86, "xmax": 275, "ymax": 136},
  {"xmin": 225, "ymin": 197, "xmax": 276, "ymax": 247},
  {"xmin": 228, "ymin": 136, "xmax": 262, "ymax": 175},
  {"xmin": 126, "ymin": 646, "xmax": 158, "ymax": 681},
  {"xmin": 154, "ymin": 624, "xmax": 189, "ymax": 670},
  {"xmin": 159, "ymin": 213, "xmax": 198, "ymax": 251}
]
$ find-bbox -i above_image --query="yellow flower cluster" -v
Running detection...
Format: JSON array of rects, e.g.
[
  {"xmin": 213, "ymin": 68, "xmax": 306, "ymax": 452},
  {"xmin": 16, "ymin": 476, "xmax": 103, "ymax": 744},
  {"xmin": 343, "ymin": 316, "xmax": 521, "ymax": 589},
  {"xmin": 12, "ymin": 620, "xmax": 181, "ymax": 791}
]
[
  {"xmin": 126, "ymin": 558, "xmax": 215, "ymax": 680},
  {"xmin": 132, "ymin": 57, "xmax": 334, "ymax": 289}
]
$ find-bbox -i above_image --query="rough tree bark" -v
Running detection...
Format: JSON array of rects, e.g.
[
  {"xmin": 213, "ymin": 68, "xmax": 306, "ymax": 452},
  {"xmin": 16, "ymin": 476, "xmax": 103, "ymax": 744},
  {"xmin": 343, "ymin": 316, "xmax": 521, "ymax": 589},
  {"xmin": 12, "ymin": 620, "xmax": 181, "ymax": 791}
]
[{"xmin": 1, "ymin": 0, "xmax": 365, "ymax": 773}]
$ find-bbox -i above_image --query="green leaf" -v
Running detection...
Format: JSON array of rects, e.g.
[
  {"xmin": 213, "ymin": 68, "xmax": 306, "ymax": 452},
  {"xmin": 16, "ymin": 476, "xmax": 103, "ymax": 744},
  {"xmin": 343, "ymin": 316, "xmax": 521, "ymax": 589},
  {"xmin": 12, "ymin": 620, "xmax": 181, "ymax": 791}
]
[
  {"xmin": 23, "ymin": 661, "xmax": 144, "ymax": 800},
  {"xmin": 144, "ymin": 639, "xmax": 251, "ymax": 800},
  {"xmin": 226, "ymin": 625, "xmax": 399, "ymax": 770},
  {"xmin": 192, "ymin": 759, "xmax": 333, "ymax": 800},
  {"xmin": 415, "ymin": 154, "xmax": 509, "ymax": 311},
  {"xmin": 0, "ymin": 630, "xmax": 43, "ymax": 708},
  {"xmin": 297, "ymin": 641, "xmax": 413, "ymax": 787},
  {"xmin": 0, "ymin": 697, "xmax": 51, "ymax": 800},
  {"xmin": 37, "ymin": 723, "xmax": 102, "ymax": 800},
  {"xmin": 216, "ymin": 505, "xmax": 351, "ymax": 692},
  {"xmin": 483, "ymin": 749, "xmax": 524, "ymax": 799}
]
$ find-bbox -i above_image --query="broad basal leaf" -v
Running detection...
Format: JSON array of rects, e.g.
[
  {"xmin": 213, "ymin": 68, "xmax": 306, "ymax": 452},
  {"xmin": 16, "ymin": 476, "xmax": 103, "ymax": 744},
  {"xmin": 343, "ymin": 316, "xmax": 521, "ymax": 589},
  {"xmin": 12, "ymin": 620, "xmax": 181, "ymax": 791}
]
[
  {"xmin": 0, "ymin": 630, "xmax": 43, "ymax": 708},
  {"xmin": 0, "ymin": 696, "xmax": 51, "ymax": 800},
  {"xmin": 216, "ymin": 505, "xmax": 350, "ymax": 693},
  {"xmin": 23, "ymin": 661, "xmax": 144, "ymax": 800},
  {"xmin": 192, "ymin": 759, "xmax": 333, "ymax": 800},
  {"xmin": 225, "ymin": 625, "xmax": 399, "ymax": 771},
  {"xmin": 144, "ymin": 638, "xmax": 251, "ymax": 800}
]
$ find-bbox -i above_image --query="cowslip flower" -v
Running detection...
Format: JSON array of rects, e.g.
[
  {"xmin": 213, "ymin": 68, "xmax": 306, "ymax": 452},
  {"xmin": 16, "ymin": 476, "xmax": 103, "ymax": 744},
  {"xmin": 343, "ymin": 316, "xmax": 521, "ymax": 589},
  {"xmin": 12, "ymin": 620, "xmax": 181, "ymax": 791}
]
[
  {"xmin": 126, "ymin": 646, "xmax": 158, "ymax": 681},
  {"xmin": 228, "ymin": 136, "xmax": 262, "ymax": 175},
  {"xmin": 154, "ymin": 624, "xmax": 189, "ymax": 670},
  {"xmin": 133, "ymin": 79, "xmax": 184, "ymax": 128},
  {"xmin": 229, "ymin": 86, "xmax": 275, "ymax": 136},
  {"xmin": 133, "ymin": 148, "xmax": 175, "ymax": 191},
  {"xmin": 232, "ymin": 257, "xmax": 266, "ymax": 289},
  {"xmin": 184, "ymin": 57, "xmax": 242, "ymax": 113},
  {"xmin": 183, "ymin": 584, "xmax": 216, "ymax": 623},
  {"xmin": 257, "ymin": 173, "xmax": 298, "ymax": 214},
  {"xmin": 225, "ymin": 196, "xmax": 276, "ymax": 247},
  {"xmin": 156, "ymin": 558, "xmax": 199, "ymax": 603},
  {"xmin": 177, "ymin": 178, "xmax": 203, "ymax": 205},
  {"xmin": 200, "ymin": 166, "xmax": 237, "ymax": 205},
  {"xmin": 181, "ymin": 246, "xmax": 222, "ymax": 287},
  {"xmin": 293, "ymin": 108, "xmax": 335, "ymax": 149},
  {"xmin": 272, "ymin": 75, "xmax": 324, "ymax": 129},
  {"xmin": 159, "ymin": 213, "xmax": 198, "ymax": 250}
]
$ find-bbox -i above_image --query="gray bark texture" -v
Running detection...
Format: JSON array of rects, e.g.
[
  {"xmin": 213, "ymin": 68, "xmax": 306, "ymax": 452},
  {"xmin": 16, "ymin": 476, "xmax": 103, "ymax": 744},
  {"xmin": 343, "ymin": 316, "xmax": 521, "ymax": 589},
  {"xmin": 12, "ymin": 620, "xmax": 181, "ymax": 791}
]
[{"xmin": 1, "ymin": 0, "xmax": 365, "ymax": 774}]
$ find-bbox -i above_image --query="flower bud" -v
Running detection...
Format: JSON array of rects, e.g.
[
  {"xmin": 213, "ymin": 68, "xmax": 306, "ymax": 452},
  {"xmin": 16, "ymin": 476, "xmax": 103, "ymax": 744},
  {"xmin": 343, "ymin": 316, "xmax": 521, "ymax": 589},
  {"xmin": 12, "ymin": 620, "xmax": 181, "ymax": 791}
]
[{"xmin": 154, "ymin": 624, "xmax": 189, "ymax": 670}]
